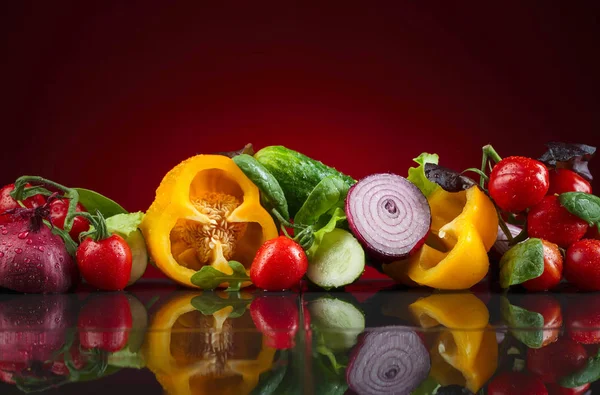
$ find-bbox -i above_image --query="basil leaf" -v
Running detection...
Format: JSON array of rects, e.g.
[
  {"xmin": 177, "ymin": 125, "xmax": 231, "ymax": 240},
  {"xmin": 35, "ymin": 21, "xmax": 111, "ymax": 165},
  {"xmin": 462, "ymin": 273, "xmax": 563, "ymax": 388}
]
[
  {"xmin": 191, "ymin": 291, "xmax": 251, "ymax": 318},
  {"xmin": 295, "ymin": 175, "xmax": 349, "ymax": 226},
  {"xmin": 74, "ymin": 188, "xmax": 128, "ymax": 217},
  {"xmin": 499, "ymin": 238, "xmax": 545, "ymax": 288},
  {"xmin": 559, "ymin": 192, "xmax": 600, "ymax": 229},
  {"xmin": 500, "ymin": 297, "xmax": 545, "ymax": 349},
  {"xmin": 559, "ymin": 349, "xmax": 600, "ymax": 388},
  {"xmin": 424, "ymin": 163, "xmax": 477, "ymax": 193},
  {"xmin": 407, "ymin": 152, "xmax": 439, "ymax": 197},
  {"xmin": 539, "ymin": 142, "xmax": 596, "ymax": 181},
  {"xmin": 190, "ymin": 261, "xmax": 250, "ymax": 291}
]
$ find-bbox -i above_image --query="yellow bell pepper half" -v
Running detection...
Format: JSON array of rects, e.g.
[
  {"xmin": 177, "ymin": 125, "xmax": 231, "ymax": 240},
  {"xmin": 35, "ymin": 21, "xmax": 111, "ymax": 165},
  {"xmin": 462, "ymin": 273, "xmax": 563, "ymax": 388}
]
[
  {"xmin": 384, "ymin": 186, "xmax": 498, "ymax": 290},
  {"xmin": 141, "ymin": 155, "xmax": 279, "ymax": 288}
]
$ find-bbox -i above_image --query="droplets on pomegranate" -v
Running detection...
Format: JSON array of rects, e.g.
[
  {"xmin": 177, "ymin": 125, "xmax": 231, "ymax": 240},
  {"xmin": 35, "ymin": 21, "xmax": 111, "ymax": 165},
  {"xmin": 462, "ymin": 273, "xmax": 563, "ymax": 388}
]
[
  {"xmin": 14, "ymin": 248, "xmax": 23, "ymax": 254},
  {"xmin": 17, "ymin": 232, "xmax": 29, "ymax": 239}
]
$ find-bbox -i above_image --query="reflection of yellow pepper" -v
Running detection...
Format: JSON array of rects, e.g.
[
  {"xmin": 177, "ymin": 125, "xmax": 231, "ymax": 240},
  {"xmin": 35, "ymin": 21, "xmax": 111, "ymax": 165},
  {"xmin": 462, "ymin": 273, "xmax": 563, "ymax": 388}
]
[
  {"xmin": 409, "ymin": 293, "xmax": 498, "ymax": 393},
  {"xmin": 383, "ymin": 186, "xmax": 498, "ymax": 289},
  {"xmin": 141, "ymin": 155, "xmax": 279, "ymax": 288},
  {"xmin": 143, "ymin": 292, "xmax": 276, "ymax": 395}
]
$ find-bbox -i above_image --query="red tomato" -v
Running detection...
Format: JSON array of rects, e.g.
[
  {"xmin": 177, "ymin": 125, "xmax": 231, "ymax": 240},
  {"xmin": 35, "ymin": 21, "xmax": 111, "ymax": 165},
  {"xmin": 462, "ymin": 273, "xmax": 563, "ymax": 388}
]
[
  {"xmin": 250, "ymin": 295, "xmax": 299, "ymax": 349},
  {"xmin": 566, "ymin": 293, "xmax": 600, "ymax": 344},
  {"xmin": 547, "ymin": 169, "xmax": 592, "ymax": 195},
  {"xmin": 76, "ymin": 234, "xmax": 132, "ymax": 291},
  {"xmin": 527, "ymin": 196, "xmax": 589, "ymax": 248},
  {"xmin": 78, "ymin": 293, "xmax": 132, "ymax": 352},
  {"xmin": 487, "ymin": 371, "xmax": 547, "ymax": 395},
  {"xmin": 48, "ymin": 199, "xmax": 90, "ymax": 241},
  {"xmin": 520, "ymin": 294, "xmax": 563, "ymax": 347},
  {"xmin": 564, "ymin": 239, "xmax": 600, "ymax": 292},
  {"xmin": 250, "ymin": 236, "xmax": 308, "ymax": 291},
  {"xmin": 546, "ymin": 383, "xmax": 590, "ymax": 395},
  {"xmin": 585, "ymin": 226, "xmax": 600, "ymax": 240},
  {"xmin": 0, "ymin": 183, "xmax": 45, "ymax": 213},
  {"xmin": 523, "ymin": 240, "xmax": 564, "ymax": 291},
  {"xmin": 488, "ymin": 156, "xmax": 550, "ymax": 213},
  {"xmin": 527, "ymin": 338, "xmax": 587, "ymax": 383}
]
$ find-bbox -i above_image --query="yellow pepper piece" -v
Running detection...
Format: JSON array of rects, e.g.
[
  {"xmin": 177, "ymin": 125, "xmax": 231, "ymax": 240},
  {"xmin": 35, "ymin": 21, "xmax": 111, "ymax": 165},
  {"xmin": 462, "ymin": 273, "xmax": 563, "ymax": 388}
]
[
  {"xmin": 409, "ymin": 293, "xmax": 498, "ymax": 393},
  {"xmin": 384, "ymin": 186, "xmax": 498, "ymax": 290},
  {"xmin": 141, "ymin": 155, "xmax": 279, "ymax": 288},
  {"xmin": 143, "ymin": 292, "xmax": 276, "ymax": 395}
]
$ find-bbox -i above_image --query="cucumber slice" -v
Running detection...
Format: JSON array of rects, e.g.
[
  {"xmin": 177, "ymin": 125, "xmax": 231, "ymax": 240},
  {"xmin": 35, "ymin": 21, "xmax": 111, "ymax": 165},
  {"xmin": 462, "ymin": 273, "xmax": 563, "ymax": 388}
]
[
  {"xmin": 309, "ymin": 297, "xmax": 366, "ymax": 352},
  {"xmin": 307, "ymin": 228, "xmax": 365, "ymax": 289}
]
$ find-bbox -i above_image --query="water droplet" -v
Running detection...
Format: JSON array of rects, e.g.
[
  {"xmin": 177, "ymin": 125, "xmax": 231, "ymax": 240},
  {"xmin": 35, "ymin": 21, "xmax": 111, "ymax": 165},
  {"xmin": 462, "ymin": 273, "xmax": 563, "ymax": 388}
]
[
  {"xmin": 59, "ymin": 257, "xmax": 64, "ymax": 263},
  {"xmin": 0, "ymin": 252, "xmax": 3, "ymax": 258},
  {"xmin": 14, "ymin": 248, "xmax": 23, "ymax": 254},
  {"xmin": 1, "ymin": 230, "xmax": 7, "ymax": 235},
  {"xmin": 17, "ymin": 232, "xmax": 29, "ymax": 239},
  {"xmin": 26, "ymin": 239, "xmax": 33, "ymax": 245},
  {"xmin": 38, "ymin": 246, "xmax": 44, "ymax": 252},
  {"xmin": 24, "ymin": 258, "xmax": 31, "ymax": 264}
]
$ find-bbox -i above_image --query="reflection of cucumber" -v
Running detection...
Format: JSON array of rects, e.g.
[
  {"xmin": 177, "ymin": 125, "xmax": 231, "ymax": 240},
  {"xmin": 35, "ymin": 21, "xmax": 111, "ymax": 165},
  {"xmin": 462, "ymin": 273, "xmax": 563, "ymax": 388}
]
[
  {"xmin": 309, "ymin": 297, "xmax": 365, "ymax": 352},
  {"xmin": 307, "ymin": 229, "xmax": 365, "ymax": 289}
]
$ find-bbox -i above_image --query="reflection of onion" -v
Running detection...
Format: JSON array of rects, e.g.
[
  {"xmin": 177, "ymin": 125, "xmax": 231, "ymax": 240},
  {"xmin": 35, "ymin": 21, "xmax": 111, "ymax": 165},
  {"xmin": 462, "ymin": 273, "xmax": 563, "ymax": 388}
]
[{"xmin": 347, "ymin": 328, "xmax": 430, "ymax": 395}]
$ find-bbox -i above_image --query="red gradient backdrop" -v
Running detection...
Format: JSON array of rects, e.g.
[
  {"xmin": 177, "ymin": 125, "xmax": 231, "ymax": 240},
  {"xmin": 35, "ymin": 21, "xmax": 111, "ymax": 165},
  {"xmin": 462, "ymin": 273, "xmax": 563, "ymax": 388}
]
[{"xmin": 1, "ymin": 2, "xmax": 599, "ymax": 279}]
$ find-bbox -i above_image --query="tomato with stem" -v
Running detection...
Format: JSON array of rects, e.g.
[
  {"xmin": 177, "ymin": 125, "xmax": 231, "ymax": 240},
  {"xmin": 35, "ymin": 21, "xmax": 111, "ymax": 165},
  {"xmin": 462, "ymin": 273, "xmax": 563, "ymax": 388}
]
[{"xmin": 48, "ymin": 198, "xmax": 90, "ymax": 241}]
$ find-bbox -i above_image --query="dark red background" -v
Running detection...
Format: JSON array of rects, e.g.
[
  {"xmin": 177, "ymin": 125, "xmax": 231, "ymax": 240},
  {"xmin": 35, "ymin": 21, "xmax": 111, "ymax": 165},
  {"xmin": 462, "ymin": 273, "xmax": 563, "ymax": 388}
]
[{"xmin": 1, "ymin": 2, "xmax": 599, "ymax": 279}]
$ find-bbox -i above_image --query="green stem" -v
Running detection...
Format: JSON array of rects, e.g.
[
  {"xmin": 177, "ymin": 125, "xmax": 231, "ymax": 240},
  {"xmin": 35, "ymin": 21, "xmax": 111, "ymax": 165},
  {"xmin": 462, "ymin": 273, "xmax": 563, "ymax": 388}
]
[
  {"xmin": 74, "ymin": 210, "xmax": 110, "ymax": 241},
  {"xmin": 482, "ymin": 144, "xmax": 503, "ymax": 164},
  {"xmin": 497, "ymin": 211, "xmax": 514, "ymax": 243}
]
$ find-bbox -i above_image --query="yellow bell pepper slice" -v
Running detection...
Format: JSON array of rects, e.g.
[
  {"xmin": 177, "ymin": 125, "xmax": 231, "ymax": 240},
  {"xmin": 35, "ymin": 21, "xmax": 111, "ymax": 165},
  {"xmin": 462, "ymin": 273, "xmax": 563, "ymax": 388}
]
[
  {"xmin": 384, "ymin": 186, "xmax": 498, "ymax": 290},
  {"xmin": 141, "ymin": 155, "xmax": 279, "ymax": 288}
]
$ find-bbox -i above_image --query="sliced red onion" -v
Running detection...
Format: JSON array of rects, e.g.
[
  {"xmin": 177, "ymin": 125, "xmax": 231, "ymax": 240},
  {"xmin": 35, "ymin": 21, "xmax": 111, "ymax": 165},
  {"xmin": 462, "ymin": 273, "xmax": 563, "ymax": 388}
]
[
  {"xmin": 347, "ymin": 328, "xmax": 430, "ymax": 395},
  {"xmin": 493, "ymin": 224, "xmax": 524, "ymax": 256},
  {"xmin": 346, "ymin": 173, "xmax": 431, "ymax": 261}
]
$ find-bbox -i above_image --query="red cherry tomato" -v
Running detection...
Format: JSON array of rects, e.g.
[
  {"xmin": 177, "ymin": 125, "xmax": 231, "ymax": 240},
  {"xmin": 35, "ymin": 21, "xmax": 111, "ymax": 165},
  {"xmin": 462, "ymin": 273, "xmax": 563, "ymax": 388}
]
[
  {"xmin": 547, "ymin": 169, "xmax": 592, "ymax": 196},
  {"xmin": 78, "ymin": 293, "xmax": 132, "ymax": 352},
  {"xmin": 48, "ymin": 199, "xmax": 90, "ymax": 241},
  {"xmin": 0, "ymin": 183, "xmax": 45, "ymax": 213},
  {"xmin": 546, "ymin": 383, "xmax": 590, "ymax": 395},
  {"xmin": 250, "ymin": 236, "xmax": 308, "ymax": 291},
  {"xmin": 564, "ymin": 239, "xmax": 600, "ymax": 292},
  {"xmin": 527, "ymin": 338, "xmax": 587, "ymax": 383},
  {"xmin": 522, "ymin": 240, "xmax": 564, "ymax": 291},
  {"xmin": 487, "ymin": 371, "xmax": 547, "ymax": 395},
  {"xmin": 527, "ymin": 196, "xmax": 589, "ymax": 248},
  {"xmin": 566, "ymin": 293, "xmax": 600, "ymax": 344},
  {"xmin": 520, "ymin": 294, "xmax": 563, "ymax": 347},
  {"xmin": 76, "ymin": 234, "xmax": 132, "ymax": 291},
  {"xmin": 250, "ymin": 295, "xmax": 299, "ymax": 349},
  {"xmin": 585, "ymin": 226, "xmax": 600, "ymax": 240},
  {"xmin": 488, "ymin": 156, "xmax": 550, "ymax": 213}
]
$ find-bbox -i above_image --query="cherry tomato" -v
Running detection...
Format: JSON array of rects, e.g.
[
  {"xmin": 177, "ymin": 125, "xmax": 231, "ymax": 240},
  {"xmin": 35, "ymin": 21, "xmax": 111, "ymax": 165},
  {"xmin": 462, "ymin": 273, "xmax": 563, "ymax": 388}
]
[
  {"xmin": 547, "ymin": 169, "xmax": 592, "ymax": 196},
  {"xmin": 520, "ymin": 294, "xmax": 563, "ymax": 347},
  {"xmin": 250, "ymin": 236, "xmax": 308, "ymax": 291},
  {"xmin": 48, "ymin": 198, "xmax": 90, "ymax": 241},
  {"xmin": 564, "ymin": 239, "xmax": 600, "ymax": 292},
  {"xmin": 546, "ymin": 383, "xmax": 590, "ymax": 395},
  {"xmin": 527, "ymin": 196, "xmax": 589, "ymax": 248},
  {"xmin": 78, "ymin": 293, "xmax": 132, "ymax": 352},
  {"xmin": 566, "ymin": 293, "xmax": 600, "ymax": 344},
  {"xmin": 76, "ymin": 234, "xmax": 132, "ymax": 291},
  {"xmin": 250, "ymin": 295, "xmax": 299, "ymax": 349},
  {"xmin": 585, "ymin": 226, "xmax": 600, "ymax": 240},
  {"xmin": 488, "ymin": 156, "xmax": 550, "ymax": 213},
  {"xmin": 527, "ymin": 338, "xmax": 587, "ymax": 383},
  {"xmin": 522, "ymin": 240, "xmax": 563, "ymax": 291},
  {"xmin": 487, "ymin": 371, "xmax": 547, "ymax": 395},
  {"xmin": 0, "ymin": 183, "xmax": 45, "ymax": 213}
]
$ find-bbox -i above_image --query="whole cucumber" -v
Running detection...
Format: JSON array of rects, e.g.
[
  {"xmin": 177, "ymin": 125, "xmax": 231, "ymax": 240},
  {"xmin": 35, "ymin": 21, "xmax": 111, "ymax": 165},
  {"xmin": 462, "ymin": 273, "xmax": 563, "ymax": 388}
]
[{"xmin": 254, "ymin": 146, "xmax": 355, "ymax": 218}]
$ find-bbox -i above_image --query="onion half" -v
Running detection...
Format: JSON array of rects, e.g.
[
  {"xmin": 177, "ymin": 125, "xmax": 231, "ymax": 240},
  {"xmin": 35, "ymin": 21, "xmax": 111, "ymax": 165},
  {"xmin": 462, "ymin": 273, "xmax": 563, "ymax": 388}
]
[{"xmin": 346, "ymin": 173, "xmax": 431, "ymax": 260}]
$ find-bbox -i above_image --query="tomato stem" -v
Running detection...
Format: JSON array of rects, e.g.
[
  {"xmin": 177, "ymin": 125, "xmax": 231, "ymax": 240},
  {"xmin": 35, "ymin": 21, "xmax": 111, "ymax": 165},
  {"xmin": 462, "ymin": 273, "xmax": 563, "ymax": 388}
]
[
  {"xmin": 483, "ymin": 144, "xmax": 503, "ymax": 163},
  {"xmin": 75, "ymin": 210, "xmax": 110, "ymax": 241},
  {"xmin": 497, "ymin": 212, "xmax": 514, "ymax": 243}
]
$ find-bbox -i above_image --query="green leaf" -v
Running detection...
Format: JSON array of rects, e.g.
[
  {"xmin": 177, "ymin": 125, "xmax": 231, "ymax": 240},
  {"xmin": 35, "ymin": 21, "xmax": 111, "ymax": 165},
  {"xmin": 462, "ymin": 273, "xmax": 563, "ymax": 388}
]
[
  {"xmin": 47, "ymin": 220, "xmax": 78, "ymax": 256},
  {"xmin": 191, "ymin": 291, "xmax": 251, "ymax": 318},
  {"xmin": 75, "ymin": 188, "xmax": 128, "ymax": 217},
  {"xmin": 500, "ymin": 297, "xmax": 545, "ymax": 349},
  {"xmin": 316, "ymin": 346, "xmax": 346, "ymax": 373},
  {"xmin": 559, "ymin": 348, "xmax": 600, "ymax": 388},
  {"xmin": 251, "ymin": 350, "xmax": 289, "ymax": 395},
  {"xmin": 306, "ymin": 207, "xmax": 347, "ymax": 260},
  {"xmin": 295, "ymin": 175, "xmax": 349, "ymax": 226},
  {"xmin": 499, "ymin": 238, "xmax": 544, "ymax": 288},
  {"xmin": 407, "ymin": 152, "xmax": 440, "ymax": 197},
  {"xmin": 105, "ymin": 212, "xmax": 145, "ymax": 238},
  {"xmin": 559, "ymin": 192, "xmax": 600, "ymax": 228},
  {"xmin": 190, "ymin": 261, "xmax": 250, "ymax": 291}
]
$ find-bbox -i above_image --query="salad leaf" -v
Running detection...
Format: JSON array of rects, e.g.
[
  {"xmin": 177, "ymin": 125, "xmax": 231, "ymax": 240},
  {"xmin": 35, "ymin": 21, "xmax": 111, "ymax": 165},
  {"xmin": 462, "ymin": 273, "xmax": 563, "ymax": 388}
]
[
  {"xmin": 407, "ymin": 152, "xmax": 440, "ymax": 197},
  {"xmin": 191, "ymin": 291, "xmax": 251, "ymax": 318},
  {"xmin": 295, "ymin": 175, "xmax": 349, "ymax": 226},
  {"xmin": 75, "ymin": 188, "xmax": 128, "ymax": 217},
  {"xmin": 500, "ymin": 297, "xmax": 545, "ymax": 349},
  {"xmin": 306, "ymin": 207, "xmax": 347, "ymax": 260},
  {"xmin": 499, "ymin": 238, "xmax": 545, "ymax": 289},
  {"xmin": 538, "ymin": 142, "xmax": 596, "ymax": 181},
  {"xmin": 105, "ymin": 212, "xmax": 145, "ymax": 238},
  {"xmin": 190, "ymin": 260, "xmax": 250, "ymax": 291},
  {"xmin": 559, "ymin": 192, "xmax": 600, "ymax": 231}
]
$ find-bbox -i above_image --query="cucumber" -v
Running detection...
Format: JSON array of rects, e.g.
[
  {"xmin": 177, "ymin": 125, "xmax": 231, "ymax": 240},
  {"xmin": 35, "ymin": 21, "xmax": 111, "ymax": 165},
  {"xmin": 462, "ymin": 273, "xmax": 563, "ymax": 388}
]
[
  {"xmin": 307, "ymin": 228, "xmax": 365, "ymax": 289},
  {"xmin": 309, "ymin": 296, "xmax": 366, "ymax": 352},
  {"xmin": 254, "ymin": 146, "xmax": 355, "ymax": 218}
]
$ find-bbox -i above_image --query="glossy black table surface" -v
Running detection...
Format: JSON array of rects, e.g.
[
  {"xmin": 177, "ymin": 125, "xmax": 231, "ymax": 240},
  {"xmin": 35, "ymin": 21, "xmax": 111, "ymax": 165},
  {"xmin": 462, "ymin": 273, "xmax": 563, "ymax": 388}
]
[{"xmin": 0, "ymin": 279, "xmax": 598, "ymax": 395}]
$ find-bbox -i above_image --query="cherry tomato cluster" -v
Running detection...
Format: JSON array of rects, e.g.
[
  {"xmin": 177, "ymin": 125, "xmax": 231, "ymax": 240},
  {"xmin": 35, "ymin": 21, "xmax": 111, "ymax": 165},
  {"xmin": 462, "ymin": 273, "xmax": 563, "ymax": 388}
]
[{"xmin": 486, "ymin": 150, "xmax": 599, "ymax": 292}]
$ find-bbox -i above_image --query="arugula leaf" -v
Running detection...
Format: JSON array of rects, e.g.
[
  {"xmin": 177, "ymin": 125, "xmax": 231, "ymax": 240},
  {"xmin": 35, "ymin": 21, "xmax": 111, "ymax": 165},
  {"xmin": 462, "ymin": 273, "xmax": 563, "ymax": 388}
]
[
  {"xmin": 295, "ymin": 175, "xmax": 349, "ymax": 226},
  {"xmin": 191, "ymin": 291, "xmax": 251, "ymax": 318},
  {"xmin": 105, "ymin": 212, "xmax": 145, "ymax": 238},
  {"xmin": 499, "ymin": 238, "xmax": 545, "ymax": 288},
  {"xmin": 190, "ymin": 261, "xmax": 250, "ymax": 291},
  {"xmin": 75, "ymin": 188, "xmax": 128, "ymax": 217},
  {"xmin": 500, "ymin": 297, "xmax": 545, "ymax": 349},
  {"xmin": 559, "ymin": 192, "xmax": 600, "ymax": 231},
  {"xmin": 407, "ymin": 152, "xmax": 440, "ymax": 197},
  {"xmin": 306, "ymin": 207, "xmax": 347, "ymax": 260}
]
